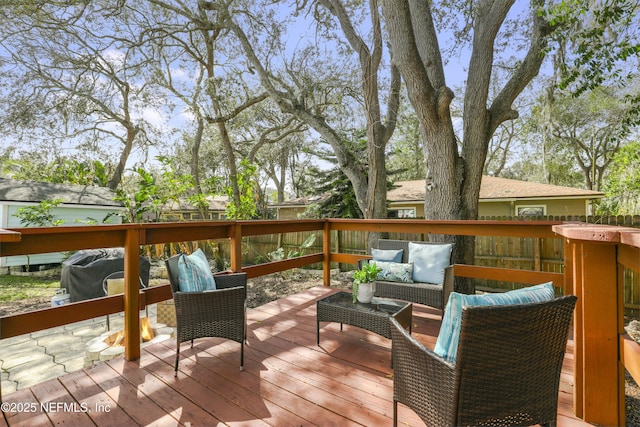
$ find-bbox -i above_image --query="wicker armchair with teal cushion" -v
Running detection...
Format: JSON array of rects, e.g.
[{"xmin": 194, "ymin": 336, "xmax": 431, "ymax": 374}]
[
  {"xmin": 165, "ymin": 251, "xmax": 247, "ymax": 375},
  {"xmin": 390, "ymin": 292, "xmax": 577, "ymax": 427}
]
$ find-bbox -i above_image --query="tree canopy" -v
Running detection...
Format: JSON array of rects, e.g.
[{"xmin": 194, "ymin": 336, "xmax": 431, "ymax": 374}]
[{"xmin": 0, "ymin": 0, "xmax": 637, "ymax": 232}]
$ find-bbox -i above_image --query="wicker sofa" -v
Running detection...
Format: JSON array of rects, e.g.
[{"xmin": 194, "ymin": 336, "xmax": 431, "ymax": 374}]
[{"xmin": 361, "ymin": 239, "xmax": 456, "ymax": 310}]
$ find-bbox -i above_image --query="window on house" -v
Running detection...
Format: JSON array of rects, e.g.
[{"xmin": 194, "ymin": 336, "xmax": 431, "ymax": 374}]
[
  {"xmin": 516, "ymin": 205, "xmax": 546, "ymax": 216},
  {"xmin": 388, "ymin": 208, "xmax": 416, "ymax": 218}
]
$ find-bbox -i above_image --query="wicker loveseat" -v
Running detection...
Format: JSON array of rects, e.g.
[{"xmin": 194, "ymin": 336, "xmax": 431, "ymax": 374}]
[{"xmin": 361, "ymin": 239, "xmax": 456, "ymax": 310}]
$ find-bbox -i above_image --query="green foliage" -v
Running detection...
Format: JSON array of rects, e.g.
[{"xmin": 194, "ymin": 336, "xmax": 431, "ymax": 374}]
[
  {"xmin": 352, "ymin": 262, "xmax": 382, "ymax": 303},
  {"xmin": 3, "ymin": 157, "xmax": 111, "ymax": 187},
  {"xmin": 600, "ymin": 141, "xmax": 640, "ymax": 215},
  {"xmin": 156, "ymin": 156, "xmax": 197, "ymax": 209},
  {"xmin": 353, "ymin": 262, "xmax": 381, "ymax": 284},
  {"xmin": 501, "ymin": 157, "xmax": 585, "ymax": 189},
  {"xmin": 225, "ymin": 159, "xmax": 258, "ymax": 220},
  {"xmin": 115, "ymin": 156, "xmax": 215, "ymax": 223},
  {"xmin": 206, "ymin": 241, "xmax": 229, "ymax": 272},
  {"xmin": 115, "ymin": 168, "xmax": 159, "ymax": 223},
  {"xmin": 544, "ymin": 0, "xmax": 640, "ymax": 100},
  {"xmin": 387, "ymin": 110, "xmax": 424, "ymax": 180},
  {"xmin": 267, "ymin": 234, "xmax": 317, "ymax": 261},
  {"xmin": 298, "ymin": 144, "xmax": 364, "ymax": 218},
  {"xmin": 511, "ymin": 84, "xmax": 635, "ymax": 191},
  {"xmin": 14, "ymin": 198, "xmax": 65, "ymax": 227},
  {"xmin": 297, "ymin": 132, "xmax": 368, "ymax": 219},
  {"xmin": 302, "ymin": 165, "xmax": 363, "ymax": 219}
]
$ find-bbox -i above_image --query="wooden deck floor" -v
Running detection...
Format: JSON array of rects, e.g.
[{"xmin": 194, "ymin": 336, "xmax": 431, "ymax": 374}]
[{"xmin": 1, "ymin": 287, "xmax": 590, "ymax": 426}]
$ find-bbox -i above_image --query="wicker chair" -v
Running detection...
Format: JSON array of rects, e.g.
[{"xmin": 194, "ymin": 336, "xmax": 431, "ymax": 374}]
[
  {"xmin": 361, "ymin": 239, "xmax": 458, "ymax": 309},
  {"xmin": 165, "ymin": 254, "xmax": 247, "ymax": 375},
  {"xmin": 390, "ymin": 295, "xmax": 577, "ymax": 427}
]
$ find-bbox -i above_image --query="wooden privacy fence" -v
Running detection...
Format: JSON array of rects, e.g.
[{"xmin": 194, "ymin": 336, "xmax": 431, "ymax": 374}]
[{"xmin": 479, "ymin": 214, "xmax": 640, "ymax": 226}]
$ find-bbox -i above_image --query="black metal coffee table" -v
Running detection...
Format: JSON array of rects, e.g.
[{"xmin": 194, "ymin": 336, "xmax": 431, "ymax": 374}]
[{"xmin": 316, "ymin": 291, "xmax": 412, "ymax": 345}]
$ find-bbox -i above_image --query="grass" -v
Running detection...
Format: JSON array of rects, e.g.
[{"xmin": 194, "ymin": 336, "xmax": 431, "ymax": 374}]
[{"xmin": 0, "ymin": 274, "xmax": 60, "ymax": 302}]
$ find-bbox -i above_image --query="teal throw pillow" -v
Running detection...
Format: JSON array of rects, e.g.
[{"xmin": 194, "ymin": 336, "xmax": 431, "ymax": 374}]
[
  {"xmin": 177, "ymin": 249, "xmax": 217, "ymax": 292},
  {"xmin": 371, "ymin": 248, "xmax": 404, "ymax": 263},
  {"xmin": 369, "ymin": 260, "xmax": 414, "ymax": 283},
  {"xmin": 408, "ymin": 242, "xmax": 453, "ymax": 284},
  {"xmin": 434, "ymin": 282, "xmax": 556, "ymax": 363}
]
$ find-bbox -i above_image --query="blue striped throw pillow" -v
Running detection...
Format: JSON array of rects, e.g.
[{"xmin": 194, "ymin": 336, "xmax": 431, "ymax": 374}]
[
  {"xmin": 434, "ymin": 282, "xmax": 556, "ymax": 363},
  {"xmin": 177, "ymin": 249, "xmax": 217, "ymax": 292}
]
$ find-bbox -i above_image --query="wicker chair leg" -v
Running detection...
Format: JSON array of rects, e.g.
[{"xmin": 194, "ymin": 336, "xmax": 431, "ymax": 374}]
[
  {"xmin": 174, "ymin": 341, "xmax": 180, "ymax": 377},
  {"xmin": 240, "ymin": 341, "xmax": 244, "ymax": 371},
  {"xmin": 393, "ymin": 400, "xmax": 398, "ymax": 427}
]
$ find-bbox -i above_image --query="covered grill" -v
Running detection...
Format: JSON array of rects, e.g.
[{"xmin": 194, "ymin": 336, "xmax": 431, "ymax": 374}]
[{"xmin": 60, "ymin": 248, "xmax": 150, "ymax": 302}]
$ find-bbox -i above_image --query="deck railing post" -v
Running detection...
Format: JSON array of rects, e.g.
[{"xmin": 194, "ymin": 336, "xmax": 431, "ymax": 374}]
[
  {"xmin": 571, "ymin": 239, "xmax": 620, "ymax": 425},
  {"xmin": 230, "ymin": 222, "xmax": 242, "ymax": 273},
  {"xmin": 323, "ymin": 221, "xmax": 331, "ymax": 287},
  {"xmin": 124, "ymin": 226, "xmax": 141, "ymax": 361},
  {"xmin": 568, "ymin": 239, "xmax": 583, "ymax": 419}
]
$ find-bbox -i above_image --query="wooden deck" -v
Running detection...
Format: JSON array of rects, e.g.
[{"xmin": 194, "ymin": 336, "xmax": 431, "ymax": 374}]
[{"xmin": 1, "ymin": 287, "xmax": 590, "ymax": 426}]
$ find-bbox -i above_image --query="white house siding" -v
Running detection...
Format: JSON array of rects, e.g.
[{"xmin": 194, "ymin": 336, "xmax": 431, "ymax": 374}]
[{"xmin": 1, "ymin": 203, "xmax": 123, "ymax": 268}]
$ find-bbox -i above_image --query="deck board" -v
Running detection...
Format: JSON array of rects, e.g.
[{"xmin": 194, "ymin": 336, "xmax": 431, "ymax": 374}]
[{"xmin": 2, "ymin": 287, "xmax": 590, "ymax": 426}]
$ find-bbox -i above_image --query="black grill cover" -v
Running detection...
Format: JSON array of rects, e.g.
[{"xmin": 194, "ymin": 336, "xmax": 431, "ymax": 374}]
[{"xmin": 60, "ymin": 248, "xmax": 150, "ymax": 302}]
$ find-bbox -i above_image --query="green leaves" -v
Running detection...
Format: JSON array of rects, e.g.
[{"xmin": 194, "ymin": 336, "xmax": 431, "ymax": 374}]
[
  {"xmin": 115, "ymin": 156, "xmax": 203, "ymax": 223},
  {"xmin": 600, "ymin": 141, "xmax": 640, "ymax": 215},
  {"xmin": 353, "ymin": 261, "xmax": 381, "ymax": 285},
  {"xmin": 546, "ymin": 0, "xmax": 640, "ymax": 97},
  {"xmin": 3, "ymin": 157, "xmax": 111, "ymax": 187},
  {"xmin": 225, "ymin": 159, "xmax": 258, "ymax": 220},
  {"xmin": 352, "ymin": 261, "xmax": 381, "ymax": 303},
  {"xmin": 14, "ymin": 198, "xmax": 64, "ymax": 227}
]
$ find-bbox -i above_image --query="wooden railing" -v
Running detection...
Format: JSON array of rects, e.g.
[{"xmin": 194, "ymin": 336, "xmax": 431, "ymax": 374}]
[
  {"xmin": 553, "ymin": 223, "xmax": 640, "ymax": 426},
  {"xmin": 0, "ymin": 219, "xmax": 638, "ymax": 425}
]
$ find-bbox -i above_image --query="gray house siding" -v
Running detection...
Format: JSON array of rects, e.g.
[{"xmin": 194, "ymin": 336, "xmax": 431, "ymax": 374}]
[{"xmin": 0, "ymin": 179, "xmax": 124, "ymax": 268}]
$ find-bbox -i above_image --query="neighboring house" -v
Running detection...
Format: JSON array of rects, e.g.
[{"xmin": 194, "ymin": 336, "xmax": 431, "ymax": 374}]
[
  {"xmin": 388, "ymin": 177, "xmax": 605, "ymax": 218},
  {"xmin": 0, "ymin": 178, "xmax": 124, "ymax": 268},
  {"xmin": 272, "ymin": 194, "xmax": 331, "ymax": 220},
  {"xmin": 155, "ymin": 195, "xmax": 229, "ymax": 222},
  {"xmin": 274, "ymin": 176, "xmax": 605, "ymax": 219}
]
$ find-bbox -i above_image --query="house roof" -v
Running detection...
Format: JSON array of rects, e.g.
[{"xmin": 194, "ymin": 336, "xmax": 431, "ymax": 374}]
[
  {"xmin": 163, "ymin": 195, "xmax": 229, "ymax": 211},
  {"xmin": 0, "ymin": 178, "xmax": 122, "ymax": 207},
  {"xmin": 388, "ymin": 176, "xmax": 605, "ymax": 202},
  {"xmin": 272, "ymin": 193, "xmax": 331, "ymax": 208}
]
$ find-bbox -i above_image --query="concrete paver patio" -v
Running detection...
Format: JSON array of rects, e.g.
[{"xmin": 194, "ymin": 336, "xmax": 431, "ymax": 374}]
[{"xmin": 0, "ymin": 305, "xmax": 171, "ymax": 394}]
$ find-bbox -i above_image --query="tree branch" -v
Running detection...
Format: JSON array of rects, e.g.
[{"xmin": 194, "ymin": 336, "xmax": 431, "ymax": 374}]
[
  {"xmin": 224, "ymin": 8, "xmax": 369, "ymax": 209},
  {"xmin": 489, "ymin": 0, "xmax": 555, "ymax": 133},
  {"xmin": 407, "ymin": 0, "xmax": 446, "ymax": 89},
  {"xmin": 381, "ymin": 0, "xmax": 435, "ymax": 111},
  {"xmin": 463, "ymin": 0, "xmax": 514, "ymax": 140},
  {"xmin": 205, "ymin": 92, "xmax": 269, "ymax": 123}
]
